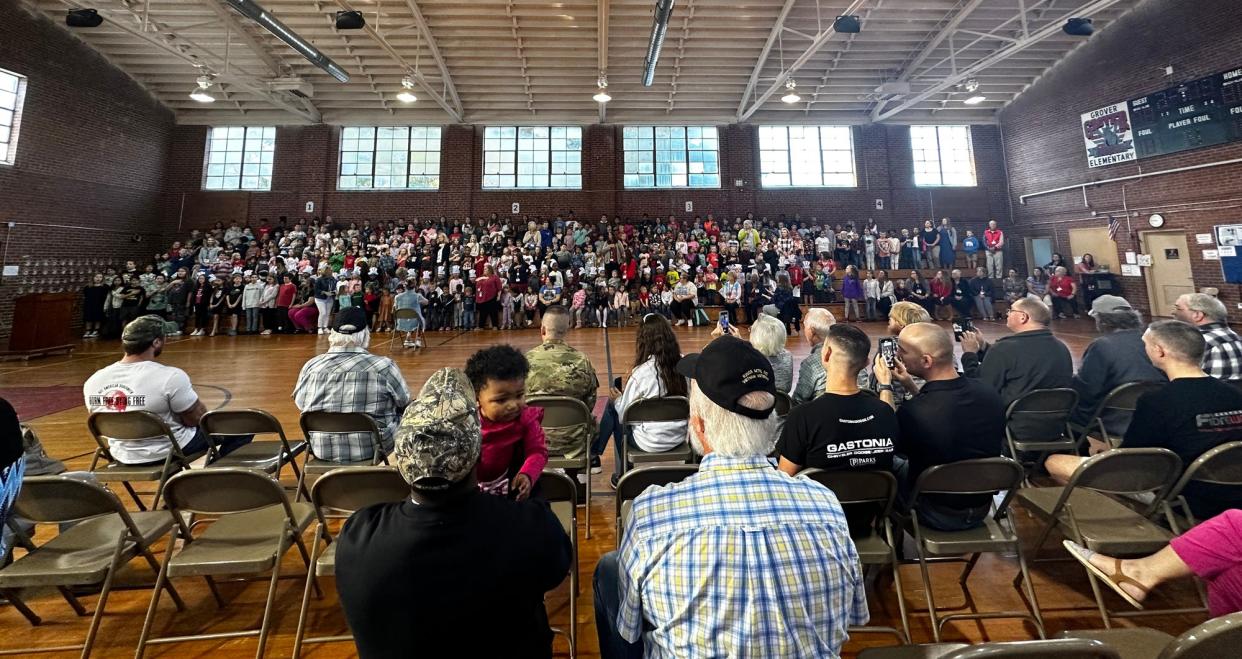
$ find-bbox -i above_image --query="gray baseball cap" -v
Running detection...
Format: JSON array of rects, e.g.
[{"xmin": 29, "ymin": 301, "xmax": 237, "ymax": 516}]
[{"xmin": 1088, "ymin": 294, "xmax": 1133, "ymax": 317}]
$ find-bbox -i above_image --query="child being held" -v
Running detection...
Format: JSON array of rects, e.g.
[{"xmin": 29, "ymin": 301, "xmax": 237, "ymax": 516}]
[{"xmin": 464, "ymin": 345, "xmax": 548, "ymax": 500}]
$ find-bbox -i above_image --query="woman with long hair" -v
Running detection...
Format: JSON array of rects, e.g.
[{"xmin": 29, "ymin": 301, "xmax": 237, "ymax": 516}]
[
  {"xmin": 772, "ymin": 272, "xmax": 802, "ymax": 332},
  {"xmin": 592, "ymin": 313, "xmax": 689, "ymax": 487},
  {"xmin": 930, "ymin": 270, "xmax": 954, "ymax": 321}
]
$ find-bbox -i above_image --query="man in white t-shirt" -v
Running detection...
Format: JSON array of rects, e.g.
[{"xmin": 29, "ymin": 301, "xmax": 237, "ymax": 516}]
[{"xmin": 84, "ymin": 315, "xmax": 251, "ymax": 464}]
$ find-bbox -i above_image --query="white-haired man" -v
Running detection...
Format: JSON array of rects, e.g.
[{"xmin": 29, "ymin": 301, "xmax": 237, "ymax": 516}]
[
  {"xmin": 593, "ymin": 335, "xmax": 866, "ymax": 659},
  {"xmin": 293, "ymin": 307, "xmax": 412, "ymax": 462},
  {"xmin": 792, "ymin": 307, "xmax": 837, "ymax": 405},
  {"xmin": 1172, "ymin": 292, "xmax": 1242, "ymax": 381}
]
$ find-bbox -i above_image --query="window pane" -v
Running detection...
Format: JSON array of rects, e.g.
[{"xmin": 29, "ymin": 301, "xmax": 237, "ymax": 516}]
[
  {"xmin": 203, "ymin": 125, "xmax": 275, "ymax": 190},
  {"xmin": 481, "ymin": 126, "xmax": 581, "ymax": 188},
  {"xmin": 624, "ymin": 125, "xmax": 719, "ymax": 188},
  {"xmin": 911, "ymin": 125, "xmax": 975, "ymax": 187}
]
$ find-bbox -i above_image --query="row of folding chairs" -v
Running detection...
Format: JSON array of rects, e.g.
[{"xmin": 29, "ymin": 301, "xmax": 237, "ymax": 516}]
[
  {"xmin": 85, "ymin": 408, "xmax": 393, "ymax": 512},
  {"xmin": 1, "ymin": 465, "xmax": 583, "ymax": 659}
]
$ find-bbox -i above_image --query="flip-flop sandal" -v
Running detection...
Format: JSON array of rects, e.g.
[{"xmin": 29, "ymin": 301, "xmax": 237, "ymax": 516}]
[{"xmin": 1063, "ymin": 540, "xmax": 1149, "ymax": 609}]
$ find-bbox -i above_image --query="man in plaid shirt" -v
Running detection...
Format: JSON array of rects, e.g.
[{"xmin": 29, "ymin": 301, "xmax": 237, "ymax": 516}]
[
  {"xmin": 1173, "ymin": 293, "xmax": 1242, "ymax": 381},
  {"xmin": 294, "ymin": 307, "xmax": 412, "ymax": 462},
  {"xmin": 593, "ymin": 336, "xmax": 867, "ymax": 659}
]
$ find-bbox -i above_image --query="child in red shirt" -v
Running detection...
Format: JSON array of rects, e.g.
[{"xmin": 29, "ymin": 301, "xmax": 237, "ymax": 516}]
[{"xmin": 464, "ymin": 345, "xmax": 548, "ymax": 500}]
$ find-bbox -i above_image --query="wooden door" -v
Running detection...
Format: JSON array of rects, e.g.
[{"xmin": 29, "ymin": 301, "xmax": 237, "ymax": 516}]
[
  {"xmin": 1069, "ymin": 226, "xmax": 1119, "ymax": 271},
  {"xmin": 1142, "ymin": 231, "xmax": 1194, "ymax": 317}
]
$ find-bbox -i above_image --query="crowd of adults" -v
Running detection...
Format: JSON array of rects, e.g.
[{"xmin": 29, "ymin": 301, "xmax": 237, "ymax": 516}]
[{"xmin": 2, "ymin": 210, "xmax": 1240, "ymax": 657}]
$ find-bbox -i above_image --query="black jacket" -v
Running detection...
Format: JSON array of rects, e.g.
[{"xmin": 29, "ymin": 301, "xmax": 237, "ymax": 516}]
[{"xmin": 962, "ymin": 328, "xmax": 1073, "ymax": 408}]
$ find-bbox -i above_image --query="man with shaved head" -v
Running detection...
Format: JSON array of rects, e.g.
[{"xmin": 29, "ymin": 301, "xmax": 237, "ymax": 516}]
[
  {"xmin": 961, "ymin": 296, "xmax": 1072, "ymax": 408},
  {"xmin": 874, "ymin": 322, "xmax": 1005, "ymax": 531}
]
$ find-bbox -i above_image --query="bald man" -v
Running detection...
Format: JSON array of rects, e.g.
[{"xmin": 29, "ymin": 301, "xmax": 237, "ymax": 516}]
[
  {"xmin": 874, "ymin": 322, "xmax": 1005, "ymax": 531},
  {"xmin": 961, "ymin": 296, "xmax": 1072, "ymax": 408}
]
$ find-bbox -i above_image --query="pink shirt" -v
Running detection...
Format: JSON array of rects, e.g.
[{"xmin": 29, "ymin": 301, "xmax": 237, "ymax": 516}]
[{"xmin": 478, "ymin": 406, "xmax": 548, "ymax": 485}]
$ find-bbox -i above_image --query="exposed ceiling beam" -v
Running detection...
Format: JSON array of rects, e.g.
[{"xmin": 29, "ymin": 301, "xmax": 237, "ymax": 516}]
[
  {"xmin": 665, "ymin": 0, "xmax": 695, "ymax": 113},
  {"xmin": 869, "ymin": 0, "xmax": 988, "ymax": 121},
  {"xmin": 59, "ymin": 0, "xmax": 318, "ymax": 121},
  {"xmin": 738, "ymin": 0, "xmax": 870, "ymax": 122},
  {"xmin": 735, "ymin": 0, "xmax": 797, "ymax": 118},
  {"xmin": 873, "ymin": 0, "xmax": 1126, "ymax": 121},
  {"xmin": 200, "ymin": 0, "xmax": 286, "ymax": 76},
  {"xmin": 335, "ymin": 0, "xmax": 463, "ymax": 121},
  {"xmin": 505, "ymin": 0, "xmax": 536, "ymax": 114},
  {"xmin": 402, "ymin": 0, "xmax": 464, "ymax": 119}
]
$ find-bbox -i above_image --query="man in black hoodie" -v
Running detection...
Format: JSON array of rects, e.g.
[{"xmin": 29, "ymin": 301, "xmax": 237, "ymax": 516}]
[{"xmin": 961, "ymin": 296, "xmax": 1072, "ymax": 408}]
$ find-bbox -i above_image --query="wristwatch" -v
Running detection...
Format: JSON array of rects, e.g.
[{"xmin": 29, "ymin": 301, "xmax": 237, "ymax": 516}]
[{"xmin": 877, "ymin": 384, "xmax": 894, "ymax": 392}]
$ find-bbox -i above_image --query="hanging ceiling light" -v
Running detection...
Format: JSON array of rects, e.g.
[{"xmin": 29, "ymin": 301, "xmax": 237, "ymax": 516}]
[
  {"xmin": 593, "ymin": 74, "xmax": 611, "ymax": 103},
  {"xmin": 963, "ymin": 95, "xmax": 987, "ymax": 105},
  {"xmin": 963, "ymin": 78, "xmax": 980, "ymax": 93},
  {"xmin": 396, "ymin": 76, "xmax": 418, "ymax": 103},
  {"xmin": 781, "ymin": 78, "xmax": 801, "ymax": 104},
  {"xmin": 189, "ymin": 75, "xmax": 216, "ymax": 103}
]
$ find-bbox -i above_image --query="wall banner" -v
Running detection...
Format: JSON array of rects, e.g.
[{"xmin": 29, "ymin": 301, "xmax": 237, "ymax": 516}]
[{"xmin": 1081, "ymin": 102, "xmax": 1138, "ymax": 168}]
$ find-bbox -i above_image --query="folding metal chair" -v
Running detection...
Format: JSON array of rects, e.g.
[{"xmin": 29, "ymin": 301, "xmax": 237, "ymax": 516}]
[
  {"xmin": 1003, "ymin": 388, "xmax": 1078, "ymax": 484},
  {"xmin": 800, "ymin": 468, "xmax": 910, "ymax": 643},
  {"xmin": 87, "ymin": 410, "xmax": 203, "ymax": 511},
  {"xmin": 1016, "ymin": 448, "xmax": 1188, "ymax": 628},
  {"xmin": 540, "ymin": 470, "xmax": 579, "ymax": 659},
  {"xmin": 200, "ymin": 408, "xmax": 309, "ymax": 500},
  {"xmin": 619, "ymin": 396, "xmax": 692, "ymax": 477},
  {"xmin": 529, "ymin": 395, "xmax": 595, "ymax": 538},
  {"xmin": 774, "ymin": 390, "xmax": 793, "ymax": 417},
  {"xmin": 297, "ymin": 411, "xmax": 390, "ymax": 498},
  {"xmin": 292, "ymin": 467, "xmax": 411, "ymax": 658},
  {"xmin": 1062, "ymin": 611, "xmax": 1242, "ymax": 659},
  {"xmin": 0, "ymin": 476, "xmax": 185, "ymax": 658},
  {"xmin": 1072, "ymin": 381, "xmax": 1165, "ymax": 449},
  {"xmin": 389, "ymin": 308, "xmax": 423, "ymax": 351},
  {"xmin": 860, "ymin": 638, "xmax": 1118, "ymax": 659},
  {"xmin": 615, "ymin": 465, "xmax": 698, "ymax": 539},
  {"xmin": 904, "ymin": 457, "xmax": 1045, "ymax": 642},
  {"xmin": 1161, "ymin": 441, "xmax": 1242, "ymax": 534},
  {"xmin": 135, "ymin": 468, "xmax": 317, "ymax": 659}
]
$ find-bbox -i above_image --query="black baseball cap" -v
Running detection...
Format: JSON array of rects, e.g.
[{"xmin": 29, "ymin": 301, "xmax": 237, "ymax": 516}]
[
  {"xmin": 676, "ymin": 335, "xmax": 776, "ymax": 420},
  {"xmin": 333, "ymin": 306, "xmax": 369, "ymax": 334}
]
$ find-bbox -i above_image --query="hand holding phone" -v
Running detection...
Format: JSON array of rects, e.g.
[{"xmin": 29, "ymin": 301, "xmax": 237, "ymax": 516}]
[{"xmin": 879, "ymin": 337, "xmax": 898, "ymax": 368}]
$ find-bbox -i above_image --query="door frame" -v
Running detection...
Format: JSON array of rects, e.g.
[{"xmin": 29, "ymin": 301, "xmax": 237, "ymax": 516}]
[
  {"xmin": 1139, "ymin": 230, "xmax": 1194, "ymax": 318},
  {"xmin": 1024, "ymin": 234, "xmax": 1056, "ymax": 272}
]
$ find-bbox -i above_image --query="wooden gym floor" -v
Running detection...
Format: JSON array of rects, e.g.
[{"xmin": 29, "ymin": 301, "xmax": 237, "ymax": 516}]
[{"xmin": 0, "ymin": 318, "xmax": 1207, "ymax": 658}]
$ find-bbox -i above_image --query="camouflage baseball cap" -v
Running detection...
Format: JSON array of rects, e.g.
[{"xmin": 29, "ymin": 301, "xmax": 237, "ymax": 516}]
[
  {"xmin": 121, "ymin": 315, "xmax": 167, "ymax": 345},
  {"xmin": 392, "ymin": 368, "xmax": 481, "ymax": 490}
]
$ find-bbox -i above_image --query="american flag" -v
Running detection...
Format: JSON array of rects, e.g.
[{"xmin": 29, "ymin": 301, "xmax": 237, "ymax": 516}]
[{"xmin": 1107, "ymin": 214, "xmax": 1120, "ymax": 241}]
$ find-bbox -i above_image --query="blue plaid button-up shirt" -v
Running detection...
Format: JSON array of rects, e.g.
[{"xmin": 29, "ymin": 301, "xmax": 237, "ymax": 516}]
[{"xmin": 617, "ymin": 453, "xmax": 868, "ymax": 658}]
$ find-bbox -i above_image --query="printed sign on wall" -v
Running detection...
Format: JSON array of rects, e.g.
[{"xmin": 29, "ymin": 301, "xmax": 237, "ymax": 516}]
[{"xmin": 1081, "ymin": 103, "xmax": 1138, "ymax": 168}]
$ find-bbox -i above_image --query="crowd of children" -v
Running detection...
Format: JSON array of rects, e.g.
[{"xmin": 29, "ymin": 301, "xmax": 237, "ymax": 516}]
[{"xmin": 80, "ymin": 211, "xmax": 999, "ymax": 340}]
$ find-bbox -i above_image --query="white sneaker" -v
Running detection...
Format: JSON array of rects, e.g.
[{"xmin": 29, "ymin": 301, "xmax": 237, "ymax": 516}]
[{"xmin": 261, "ymin": 329, "xmax": 272, "ymax": 335}]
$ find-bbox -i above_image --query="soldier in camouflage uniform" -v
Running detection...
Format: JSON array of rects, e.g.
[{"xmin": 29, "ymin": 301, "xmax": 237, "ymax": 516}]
[{"xmin": 525, "ymin": 306, "xmax": 600, "ymax": 464}]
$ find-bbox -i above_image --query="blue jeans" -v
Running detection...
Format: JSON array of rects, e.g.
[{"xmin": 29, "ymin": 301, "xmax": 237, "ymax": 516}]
[
  {"xmin": 594, "ymin": 400, "xmax": 623, "ymax": 463},
  {"xmin": 463, "ymin": 309, "xmax": 475, "ymax": 329},
  {"xmin": 894, "ymin": 456, "xmax": 991, "ymax": 532},
  {"xmin": 594, "ymin": 552, "xmax": 645, "ymax": 659},
  {"xmin": 245, "ymin": 307, "xmax": 260, "ymax": 332},
  {"xmin": 181, "ymin": 427, "xmax": 254, "ymax": 460}
]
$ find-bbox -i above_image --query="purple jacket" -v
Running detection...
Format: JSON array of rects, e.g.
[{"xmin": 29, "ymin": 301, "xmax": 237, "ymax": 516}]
[{"xmin": 842, "ymin": 275, "xmax": 864, "ymax": 300}]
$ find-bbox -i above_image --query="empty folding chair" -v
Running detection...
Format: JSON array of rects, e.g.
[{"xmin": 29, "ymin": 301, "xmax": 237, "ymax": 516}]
[
  {"xmin": 292, "ymin": 467, "xmax": 411, "ymax": 658},
  {"xmin": 800, "ymin": 468, "xmax": 910, "ymax": 643},
  {"xmin": 529, "ymin": 395, "xmax": 595, "ymax": 539},
  {"xmin": 200, "ymin": 408, "xmax": 308, "ymax": 500},
  {"xmin": 87, "ymin": 410, "xmax": 202, "ymax": 511},
  {"xmin": 134, "ymin": 468, "xmax": 317, "ymax": 659},
  {"xmin": 1063, "ymin": 612, "xmax": 1242, "ymax": 659},
  {"xmin": 540, "ymin": 470, "xmax": 579, "ymax": 659},
  {"xmin": 0, "ymin": 475, "xmax": 184, "ymax": 658},
  {"xmin": 904, "ymin": 457, "xmax": 1046, "ymax": 642},
  {"xmin": 1003, "ymin": 388, "xmax": 1078, "ymax": 484},
  {"xmin": 614, "ymin": 465, "xmax": 698, "ymax": 539},
  {"xmin": 859, "ymin": 638, "xmax": 1119, "ymax": 659},
  {"xmin": 1072, "ymin": 381, "xmax": 1165, "ymax": 449},
  {"xmin": 297, "ymin": 411, "xmax": 390, "ymax": 497},
  {"xmin": 619, "ymin": 396, "xmax": 692, "ymax": 477},
  {"xmin": 1016, "ymin": 448, "xmax": 1188, "ymax": 628},
  {"xmin": 1161, "ymin": 441, "xmax": 1242, "ymax": 534}
]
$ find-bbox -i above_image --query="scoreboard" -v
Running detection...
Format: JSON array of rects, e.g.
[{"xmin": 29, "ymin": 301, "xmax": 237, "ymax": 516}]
[{"xmin": 1129, "ymin": 66, "xmax": 1242, "ymax": 159}]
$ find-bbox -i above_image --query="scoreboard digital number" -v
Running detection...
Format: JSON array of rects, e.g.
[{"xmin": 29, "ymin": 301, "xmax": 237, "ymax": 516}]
[{"xmin": 1129, "ymin": 66, "xmax": 1242, "ymax": 159}]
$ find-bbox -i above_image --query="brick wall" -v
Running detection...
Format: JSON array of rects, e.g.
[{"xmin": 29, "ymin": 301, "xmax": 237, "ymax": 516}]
[
  {"xmin": 1000, "ymin": 0, "xmax": 1242, "ymax": 317},
  {"xmin": 161, "ymin": 122, "xmax": 1011, "ymax": 239},
  {"xmin": 0, "ymin": 5, "xmax": 174, "ymax": 347}
]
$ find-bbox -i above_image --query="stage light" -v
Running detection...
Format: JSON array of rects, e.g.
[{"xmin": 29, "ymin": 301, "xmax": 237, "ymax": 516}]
[
  {"xmin": 834, "ymin": 15, "xmax": 861, "ymax": 33},
  {"xmin": 1063, "ymin": 18, "xmax": 1094, "ymax": 36},
  {"xmin": 964, "ymin": 79, "xmax": 979, "ymax": 93},
  {"xmin": 781, "ymin": 79, "xmax": 801, "ymax": 104},
  {"xmin": 335, "ymin": 10, "xmax": 366, "ymax": 30},
  {"xmin": 396, "ymin": 76, "xmax": 417, "ymax": 103},
  {"xmin": 66, "ymin": 8, "xmax": 103, "ymax": 28}
]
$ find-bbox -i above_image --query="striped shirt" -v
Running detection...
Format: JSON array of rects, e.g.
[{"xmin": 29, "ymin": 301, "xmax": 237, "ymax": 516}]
[
  {"xmin": 1201, "ymin": 323, "xmax": 1242, "ymax": 381},
  {"xmin": 617, "ymin": 454, "xmax": 868, "ymax": 658},
  {"xmin": 293, "ymin": 347, "xmax": 411, "ymax": 462}
]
